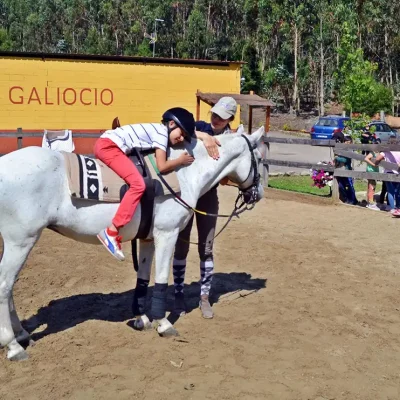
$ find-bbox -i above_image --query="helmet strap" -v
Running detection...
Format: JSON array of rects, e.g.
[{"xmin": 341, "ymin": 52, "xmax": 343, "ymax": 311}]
[{"xmin": 167, "ymin": 122, "xmax": 178, "ymax": 135}]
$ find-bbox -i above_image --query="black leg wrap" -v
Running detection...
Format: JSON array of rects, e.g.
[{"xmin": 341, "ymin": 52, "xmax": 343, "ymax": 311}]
[
  {"xmin": 151, "ymin": 283, "xmax": 168, "ymax": 320},
  {"xmin": 132, "ymin": 278, "xmax": 149, "ymax": 316}
]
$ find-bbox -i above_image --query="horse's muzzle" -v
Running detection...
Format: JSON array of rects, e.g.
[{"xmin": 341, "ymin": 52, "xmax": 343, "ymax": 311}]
[{"xmin": 242, "ymin": 184, "xmax": 261, "ymax": 204}]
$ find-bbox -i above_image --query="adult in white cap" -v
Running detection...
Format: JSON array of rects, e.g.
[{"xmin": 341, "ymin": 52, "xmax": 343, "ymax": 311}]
[{"xmin": 172, "ymin": 96, "xmax": 238, "ymax": 319}]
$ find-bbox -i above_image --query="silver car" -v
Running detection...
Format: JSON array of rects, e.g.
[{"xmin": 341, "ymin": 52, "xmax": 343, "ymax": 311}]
[{"xmin": 370, "ymin": 121, "xmax": 398, "ymax": 143}]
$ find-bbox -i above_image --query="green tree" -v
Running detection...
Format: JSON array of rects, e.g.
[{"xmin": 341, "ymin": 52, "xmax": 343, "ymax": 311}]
[{"xmin": 337, "ymin": 22, "xmax": 393, "ymax": 115}]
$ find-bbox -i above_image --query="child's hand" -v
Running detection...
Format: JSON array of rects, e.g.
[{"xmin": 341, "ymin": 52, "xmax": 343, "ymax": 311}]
[{"xmin": 179, "ymin": 151, "xmax": 195, "ymax": 165}]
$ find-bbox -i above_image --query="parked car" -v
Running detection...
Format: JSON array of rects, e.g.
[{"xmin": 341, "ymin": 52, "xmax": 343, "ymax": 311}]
[
  {"xmin": 310, "ymin": 116, "xmax": 350, "ymax": 140},
  {"xmin": 368, "ymin": 121, "xmax": 398, "ymax": 143}
]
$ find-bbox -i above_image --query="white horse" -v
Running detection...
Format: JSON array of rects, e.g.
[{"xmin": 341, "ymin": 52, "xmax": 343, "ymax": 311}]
[{"xmin": 0, "ymin": 126, "xmax": 265, "ymax": 361}]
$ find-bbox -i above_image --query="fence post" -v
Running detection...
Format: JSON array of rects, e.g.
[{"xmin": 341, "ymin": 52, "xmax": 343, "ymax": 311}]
[
  {"xmin": 332, "ymin": 173, "xmax": 340, "ymax": 203},
  {"xmin": 17, "ymin": 127, "xmax": 23, "ymax": 150},
  {"xmin": 380, "ymin": 110, "xmax": 385, "ymax": 122},
  {"xmin": 260, "ymin": 137, "xmax": 270, "ymax": 188}
]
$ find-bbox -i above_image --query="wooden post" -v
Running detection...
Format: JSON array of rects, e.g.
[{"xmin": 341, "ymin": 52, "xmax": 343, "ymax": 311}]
[
  {"xmin": 265, "ymin": 106, "xmax": 271, "ymax": 133},
  {"xmin": 260, "ymin": 140, "xmax": 270, "ymax": 188},
  {"xmin": 196, "ymin": 93, "xmax": 201, "ymax": 121},
  {"xmin": 248, "ymin": 106, "xmax": 253, "ymax": 134},
  {"xmin": 17, "ymin": 127, "xmax": 23, "ymax": 150},
  {"xmin": 332, "ymin": 175, "xmax": 340, "ymax": 203}
]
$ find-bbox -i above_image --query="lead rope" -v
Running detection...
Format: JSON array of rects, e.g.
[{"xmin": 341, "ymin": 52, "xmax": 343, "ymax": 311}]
[{"xmin": 147, "ymin": 154, "xmax": 253, "ymax": 245}]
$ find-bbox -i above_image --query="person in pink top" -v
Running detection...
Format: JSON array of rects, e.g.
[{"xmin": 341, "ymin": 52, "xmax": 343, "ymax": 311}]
[{"xmin": 373, "ymin": 137, "xmax": 400, "ymax": 214}]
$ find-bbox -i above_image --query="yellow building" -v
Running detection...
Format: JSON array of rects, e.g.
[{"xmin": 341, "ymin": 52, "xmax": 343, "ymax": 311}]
[{"xmin": 0, "ymin": 51, "xmax": 242, "ymax": 132}]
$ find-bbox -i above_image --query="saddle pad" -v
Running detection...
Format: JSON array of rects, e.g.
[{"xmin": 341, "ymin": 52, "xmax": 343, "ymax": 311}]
[{"xmin": 62, "ymin": 152, "xmax": 180, "ymax": 203}]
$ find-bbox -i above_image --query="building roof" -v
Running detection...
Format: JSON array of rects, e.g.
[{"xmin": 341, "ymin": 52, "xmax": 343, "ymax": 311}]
[
  {"xmin": 0, "ymin": 51, "xmax": 244, "ymax": 67},
  {"xmin": 196, "ymin": 91, "xmax": 274, "ymax": 108}
]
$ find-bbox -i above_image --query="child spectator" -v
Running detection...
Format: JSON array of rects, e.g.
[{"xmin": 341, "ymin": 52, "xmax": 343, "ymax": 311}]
[
  {"xmin": 334, "ymin": 135, "xmax": 358, "ymax": 205},
  {"xmin": 364, "ymin": 152, "xmax": 380, "ymax": 210}
]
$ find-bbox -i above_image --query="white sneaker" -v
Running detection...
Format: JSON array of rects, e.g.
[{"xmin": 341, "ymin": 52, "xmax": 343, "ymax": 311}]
[
  {"xmin": 366, "ymin": 203, "xmax": 380, "ymax": 211},
  {"xmin": 97, "ymin": 228, "xmax": 125, "ymax": 261}
]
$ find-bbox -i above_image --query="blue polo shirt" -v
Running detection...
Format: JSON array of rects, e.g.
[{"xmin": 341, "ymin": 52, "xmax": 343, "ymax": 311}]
[
  {"xmin": 195, "ymin": 121, "xmax": 231, "ymax": 136},
  {"xmin": 195, "ymin": 121, "xmax": 214, "ymax": 135}
]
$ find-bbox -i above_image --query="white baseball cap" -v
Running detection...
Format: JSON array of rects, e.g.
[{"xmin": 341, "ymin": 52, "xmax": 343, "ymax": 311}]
[{"xmin": 211, "ymin": 97, "xmax": 237, "ymax": 120}]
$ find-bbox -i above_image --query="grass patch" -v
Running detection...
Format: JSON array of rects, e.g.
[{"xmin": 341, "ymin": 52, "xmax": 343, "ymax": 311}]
[{"xmin": 268, "ymin": 175, "xmax": 382, "ymax": 197}]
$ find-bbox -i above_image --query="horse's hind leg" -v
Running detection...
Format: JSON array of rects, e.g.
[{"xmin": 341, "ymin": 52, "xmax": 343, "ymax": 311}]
[
  {"xmin": 132, "ymin": 239, "xmax": 154, "ymax": 331},
  {"xmin": 0, "ymin": 233, "xmax": 41, "ymax": 360}
]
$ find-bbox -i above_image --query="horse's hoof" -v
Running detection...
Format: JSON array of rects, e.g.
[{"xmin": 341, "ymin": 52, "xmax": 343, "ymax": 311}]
[
  {"xmin": 157, "ymin": 326, "xmax": 180, "ymax": 338},
  {"xmin": 132, "ymin": 318, "xmax": 152, "ymax": 331},
  {"xmin": 8, "ymin": 349, "xmax": 29, "ymax": 361}
]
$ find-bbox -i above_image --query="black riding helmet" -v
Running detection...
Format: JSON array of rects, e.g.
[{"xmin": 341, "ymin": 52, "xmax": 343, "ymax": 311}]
[{"xmin": 162, "ymin": 107, "xmax": 196, "ymax": 143}]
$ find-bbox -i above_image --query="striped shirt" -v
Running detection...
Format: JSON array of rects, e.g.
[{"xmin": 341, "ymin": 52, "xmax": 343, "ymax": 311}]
[{"xmin": 100, "ymin": 123, "xmax": 169, "ymax": 154}]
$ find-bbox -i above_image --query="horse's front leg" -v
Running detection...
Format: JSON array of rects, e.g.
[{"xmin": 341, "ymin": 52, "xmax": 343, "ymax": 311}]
[
  {"xmin": 132, "ymin": 239, "xmax": 154, "ymax": 331},
  {"xmin": 152, "ymin": 228, "xmax": 180, "ymax": 337},
  {"xmin": 9, "ymin": 294, "xmax": 35, "ymax": 347}
]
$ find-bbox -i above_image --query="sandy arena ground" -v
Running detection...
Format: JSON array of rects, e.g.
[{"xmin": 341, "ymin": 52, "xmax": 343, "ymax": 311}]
[{"xmin": 1, "ymin": 186, "xmax": 400, "ymax": 400}]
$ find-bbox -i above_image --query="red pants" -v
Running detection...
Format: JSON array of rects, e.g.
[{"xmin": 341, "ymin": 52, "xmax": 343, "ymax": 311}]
[{"xmin": 94, "ymin": 138, "xmax": 145, "ymax": 229}]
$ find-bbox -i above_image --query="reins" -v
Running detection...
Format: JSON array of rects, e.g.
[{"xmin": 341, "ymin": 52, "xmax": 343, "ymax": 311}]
[{"xmin": 147, "ymin": 134, "xmax": 259, "ymax": 245}]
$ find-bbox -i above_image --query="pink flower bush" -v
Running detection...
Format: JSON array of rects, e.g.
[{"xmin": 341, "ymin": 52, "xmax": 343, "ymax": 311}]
[{"xmin": 311, "ymin": 169, "xmax": 333, "ymax": 189}]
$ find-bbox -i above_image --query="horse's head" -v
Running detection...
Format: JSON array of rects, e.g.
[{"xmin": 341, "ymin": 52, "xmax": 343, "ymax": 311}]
[{"xmin": 227, "ymin": 126, "xmax": 265, "ymax": 205}]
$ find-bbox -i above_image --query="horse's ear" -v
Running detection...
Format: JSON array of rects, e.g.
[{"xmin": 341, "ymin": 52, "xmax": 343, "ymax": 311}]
[
  {"xmin": 112, "ymin": 117, "xmax": 121, "ymax": 129},
  {"xmin": 236, "ymin": 124, "xmax": 245, "ymax": 134},
  {"xmin": 248, "ymin": 126, "xmax": 265, "ymax": 145}
]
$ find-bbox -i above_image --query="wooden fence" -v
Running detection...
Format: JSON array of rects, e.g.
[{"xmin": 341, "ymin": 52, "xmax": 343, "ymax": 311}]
[
  {"xmin": 0, "ymin": 128, "xmax": 101, "ymax": 157},
  {"xmin": 2, "ymin": 129, "xmax": 400, "ymax": 203},
  {"xmin": 259, "ymin": 136, "xmax": 400, "ymax": 201}
]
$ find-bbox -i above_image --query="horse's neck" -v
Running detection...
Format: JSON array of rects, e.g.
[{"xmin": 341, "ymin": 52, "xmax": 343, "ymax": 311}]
[{"xmin": 169, "ymin": 135, "xmax": 242, "ymax": 205}]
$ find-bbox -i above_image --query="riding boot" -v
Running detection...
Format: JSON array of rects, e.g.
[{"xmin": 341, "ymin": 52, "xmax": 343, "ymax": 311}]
[{"xmin": 199, "ymin": 294, "xmax": 214, "ymax": 319}]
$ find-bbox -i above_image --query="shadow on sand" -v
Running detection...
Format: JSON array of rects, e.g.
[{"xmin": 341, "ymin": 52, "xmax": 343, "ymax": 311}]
[{"xmin": 22, "ymin": 272, "xmax": 267, "ymax": 342}]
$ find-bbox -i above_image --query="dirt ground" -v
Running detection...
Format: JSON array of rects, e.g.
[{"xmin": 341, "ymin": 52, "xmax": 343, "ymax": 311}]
[{"xmin": 1, "ymin": 186, "xmax": 400, "ymax": 400}]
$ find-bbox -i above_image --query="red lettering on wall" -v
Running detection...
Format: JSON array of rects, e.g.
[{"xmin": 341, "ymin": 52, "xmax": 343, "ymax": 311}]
[
  {"xmin": 28, "ymin": 87, "xmax": 41, "ymax": 104},
  {"xmin": 80, "ymin": 88, "xmax": 92, "ymax": 105},
  {"xmin": 45, "ymin": 88, "xmax": 54, "ymax": 105},
  {"xmin": 63, "ymin": 88, "xmax": 77, "ymax": 105},
  {"xmin": 9, "ymin": 86, "xmax": 24, "ymax": 104},
  {"xmin": 8, "ymin": 86, "xmax": 115, "ymax": 106},
  {"xmin": 100, "ymin": 89, "xmax": 113, "ymax": 106}
]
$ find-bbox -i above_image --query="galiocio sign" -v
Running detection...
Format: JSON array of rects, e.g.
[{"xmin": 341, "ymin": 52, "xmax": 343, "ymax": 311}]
[{"xmin": 9, "ymin": 86, "xmax": 114, "ymax": 106}]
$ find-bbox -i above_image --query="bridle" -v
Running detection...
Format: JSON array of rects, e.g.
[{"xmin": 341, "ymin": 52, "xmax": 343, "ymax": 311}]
[
  {"xmin": 234, "ymin": 134, "xmax": 261, "ymax": 206},
  {"xmin": 147, "ymin": 134, "xmax": 261, "ymax": 244}
]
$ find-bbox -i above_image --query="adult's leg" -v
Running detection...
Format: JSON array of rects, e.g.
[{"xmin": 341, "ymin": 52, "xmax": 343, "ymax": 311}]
[
  {"xmin": 380, "ymin": 181, "xmax": 387, "ymax": 204},
  {"xmin": 394, "ymin": 182, "xmax": 400, "ymax": 209},
  {"xmin": 344, "ymin": 178, "xmax": 357, "ymax": 204},
  {"xmin": 337, "ymin": 178, "xmax": 348, "ymax": 203},
  {"xmin": 386, "ymin": 181, "xmax": 395, "ymax": 209},
  {"xmin": 195, "ymin": 187, "xmax": 219, "ymax": 318}
]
